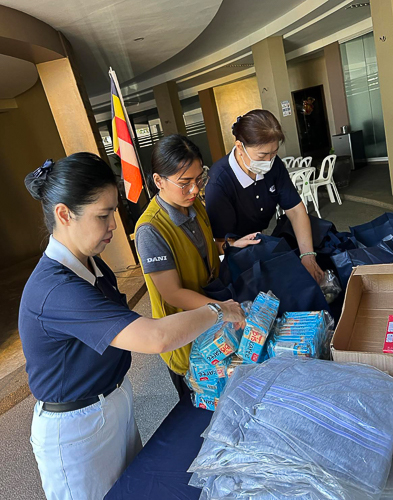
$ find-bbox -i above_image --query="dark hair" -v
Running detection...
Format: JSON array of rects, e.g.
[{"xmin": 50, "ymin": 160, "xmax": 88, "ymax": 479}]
[
  {"xmin": 232, "ymin": 109, "xmax": 285, "ymax": 147},
  {"xmin": 149, "ymin": 134, "xmax": 203, "ymax": 194},
  {"xmin": 24, "ymin": 152, "xmax": 117, "ymax": 232}
]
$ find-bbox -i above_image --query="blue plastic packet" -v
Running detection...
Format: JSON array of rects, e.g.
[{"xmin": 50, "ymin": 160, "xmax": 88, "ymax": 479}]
[
  {"xmin": 194, "ymin": 322, "xmax": 240, "ymax": 365},
  {"xmin": 238, "ymin": 291, "xmax": 280, "ymax": 363}
]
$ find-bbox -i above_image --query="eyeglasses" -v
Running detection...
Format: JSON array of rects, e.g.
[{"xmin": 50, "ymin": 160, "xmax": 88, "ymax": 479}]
[{"xmin": 163, "ymin": 167, "xmax": 209, "ymax": 195}]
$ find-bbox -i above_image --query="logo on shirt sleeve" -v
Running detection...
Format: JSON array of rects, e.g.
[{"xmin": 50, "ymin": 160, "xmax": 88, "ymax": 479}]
[
  {"xmin": 269, "ymin": 185, "xmax": 276, "ymax": 193},
  {"xmin": 147, "ymin": 256, "xmax": 168, "ymax": 263}
]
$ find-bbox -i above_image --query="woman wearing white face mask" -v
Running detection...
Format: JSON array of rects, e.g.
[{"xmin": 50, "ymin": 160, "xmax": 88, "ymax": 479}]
[{"xmin": 205, "ymin": 109, "xmax": 324, "ymax": 284}]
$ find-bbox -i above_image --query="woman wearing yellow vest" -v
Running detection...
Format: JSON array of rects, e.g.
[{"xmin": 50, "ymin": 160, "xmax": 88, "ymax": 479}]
[{"xmin": 135, "ymin": 135, "xmax": 259, "ymax": 396}]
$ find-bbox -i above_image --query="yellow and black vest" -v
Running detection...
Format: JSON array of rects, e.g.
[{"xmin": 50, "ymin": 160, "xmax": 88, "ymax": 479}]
[{"xmin": 135, "ymin": 196, "xmax": 220, "ymax": 375}]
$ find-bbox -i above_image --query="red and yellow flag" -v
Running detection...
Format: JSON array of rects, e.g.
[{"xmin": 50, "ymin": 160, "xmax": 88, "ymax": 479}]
[{"xmin": 110, "ymin": 77, "xmax": 142, "ymax": 203}]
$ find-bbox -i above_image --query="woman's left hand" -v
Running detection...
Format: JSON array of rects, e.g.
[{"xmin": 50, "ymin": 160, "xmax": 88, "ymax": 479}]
[
  {"xmin": 231, "ymin": 233, "xmax": 261, "ymax": 249},
  {"xmin": 301, "ymin": 254, "xmax": 324, "ymax": 284}
]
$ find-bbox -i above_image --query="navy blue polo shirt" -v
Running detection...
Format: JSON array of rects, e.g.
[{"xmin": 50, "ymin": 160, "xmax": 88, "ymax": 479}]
[
  {"xmin": 205, "ymin": 149, "xmax": 301, "ymax": 238},
  {"xmin": 18, "ymin": 236, "xmax": 140, "ymax": 403}
]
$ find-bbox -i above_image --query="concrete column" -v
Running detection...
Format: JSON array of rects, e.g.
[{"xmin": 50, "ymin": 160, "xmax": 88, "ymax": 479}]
[
  {"xmin": 198, "ymin": 88, "xmax": 226, "ymax": 163},
  {"xmin": 153, "ymin": 81, "xmax": 187, "ymax": 136},
  {"xmin": 252, "ymin": 36, "xmax": 300, "ymax": 157},
  {"xmin": 37, "ymin": 55, "xmax": 137, "ymax": 269},
  {"xmin": 370, "ymin": 0, "xmax": 393, "ymax": 193},
  {"xmin": 324, "ymin": 42, "xmax": 350, "ymax": 136}
]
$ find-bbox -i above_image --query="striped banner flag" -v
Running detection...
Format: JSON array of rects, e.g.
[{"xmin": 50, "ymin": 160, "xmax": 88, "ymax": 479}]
[{"xmin": 110, "ymin": 73, "xmax": 143, "ymax": 203}]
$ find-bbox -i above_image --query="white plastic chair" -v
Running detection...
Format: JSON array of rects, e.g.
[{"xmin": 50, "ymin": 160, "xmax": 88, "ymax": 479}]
[
  {"xmin": 291, "ymin": 168, "xmax": 321, "ymax": 218},
  {"xmin": 311, "ymin": 155, "xmax": 342, "ymax": 207},
  {"xmin": 291, "ymin": 156, "xmax": 303, "ymax": 169},
  {"xmin": 299, "ymin": 156, "xmax": 312, "ymax": 168},
  {"xmin": 282, "ymin": 156, "xmax": 295, "ymax": 169}
]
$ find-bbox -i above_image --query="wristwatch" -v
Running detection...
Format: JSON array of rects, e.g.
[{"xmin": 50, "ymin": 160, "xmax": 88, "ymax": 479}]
[{"xmin": 207, "ymin": 302, "xmax": 224, "ymax": 324}]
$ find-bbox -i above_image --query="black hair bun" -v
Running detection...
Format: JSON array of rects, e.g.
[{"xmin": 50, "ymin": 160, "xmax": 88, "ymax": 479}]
[
  {"xmin": 24, "ymin": 159, "xmax": 54, "ymax": 201},
  {"xmin": 231, "ymin": 115, "xmax": 243, "ymax": 136},
  {"xmin": 24, "ymin": 172, "xmax": 45, "ymax": 200}
]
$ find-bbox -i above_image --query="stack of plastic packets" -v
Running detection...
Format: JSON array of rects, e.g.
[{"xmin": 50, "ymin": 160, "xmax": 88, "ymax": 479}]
[
  {"xmin": 267, "ymin": 311, "xmax": 334, "ymax": 359},
  {"xmin": 237, "ymin": 291, "xmax": 280, "ymax": 363},
  {"xmin": 187, "ymin": 322, "xmax": 240, "ymax": 411}
]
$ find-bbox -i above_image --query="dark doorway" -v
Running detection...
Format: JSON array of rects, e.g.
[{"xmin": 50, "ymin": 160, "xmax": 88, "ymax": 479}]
[{"xmin": 292, "ymin": 85, "xmax": 331, "ymax": 162}]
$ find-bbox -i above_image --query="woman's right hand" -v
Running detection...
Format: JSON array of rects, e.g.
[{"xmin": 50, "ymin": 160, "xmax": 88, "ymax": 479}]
[{"xmin": 219, "ymin": 300, "xmax": 246, "ymax": 330}]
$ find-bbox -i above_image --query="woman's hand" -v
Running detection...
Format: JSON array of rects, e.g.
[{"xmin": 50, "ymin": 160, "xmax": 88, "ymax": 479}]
[
  {"xmin": 231, "ymin": 232, "xmax": 261, "ymax": 249},
  {"xmin": 219, "ymin": 299, "xmax": 246, "ymax": 330},
  {"xmin": 301, "ymin": 254, "xmax": 324, "ymax": 284}
]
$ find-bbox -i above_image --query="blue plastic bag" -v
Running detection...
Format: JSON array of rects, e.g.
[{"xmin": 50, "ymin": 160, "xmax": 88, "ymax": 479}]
[
  {"xmin": 350, "ymin": 213, "xmax": 393, "ymax": 247},
  {"xmin": 219, "ymin": 233, "xmax": 291, "ymax": 286},
  {"xmin": 205, "ymin": 250, "xmax": 330, "ymax": 315},
  {"xmin": 331, "ymin": 239, "xmax": 393, "ymax": 289}
]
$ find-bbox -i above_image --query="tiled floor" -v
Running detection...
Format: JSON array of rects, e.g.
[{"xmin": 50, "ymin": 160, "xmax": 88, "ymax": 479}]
[
  {"xmin": 340, "ymin": 163, "xmax": 393, "ymax": 208},
  {"xmin": 0, "ymin": 257, "xmax": 39, "ymax": 380}
]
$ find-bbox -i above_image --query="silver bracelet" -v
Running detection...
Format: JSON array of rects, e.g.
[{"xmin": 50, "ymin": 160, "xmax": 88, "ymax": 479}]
[{"xmin": 299, "ymin": 251, "xmax": 317, "ymax": 260}]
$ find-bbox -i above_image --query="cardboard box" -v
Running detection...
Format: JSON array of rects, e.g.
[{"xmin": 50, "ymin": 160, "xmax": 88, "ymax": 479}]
[{"xmin": 332, "ymin": 264, "xmax": 393, "ymax": 375}]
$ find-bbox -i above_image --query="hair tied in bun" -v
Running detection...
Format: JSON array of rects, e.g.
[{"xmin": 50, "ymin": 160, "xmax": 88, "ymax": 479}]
[
  {"xmin": 231, "ymin": 115, "xmax": 243, "ymax": 134},
  {"xmin": 24, "ymin": 159, "xmax": 55, "ymax": 201}
]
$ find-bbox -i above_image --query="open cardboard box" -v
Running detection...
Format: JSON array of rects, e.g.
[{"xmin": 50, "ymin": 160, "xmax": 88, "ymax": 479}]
[{"xmin": 332, "ymin": 263, "xmax": 393, "ymax": 375}]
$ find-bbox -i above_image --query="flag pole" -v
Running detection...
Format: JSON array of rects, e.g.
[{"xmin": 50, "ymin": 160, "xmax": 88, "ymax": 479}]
[{"xmin": 109, "ymin": 67, "xmax": 152, "ymax": 199}]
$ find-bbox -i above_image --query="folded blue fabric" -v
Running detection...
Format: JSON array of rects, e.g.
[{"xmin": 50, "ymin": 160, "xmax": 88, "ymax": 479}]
[{"xmin": 190, "ymin": 358, "xmax": 393, "ymax": 499}]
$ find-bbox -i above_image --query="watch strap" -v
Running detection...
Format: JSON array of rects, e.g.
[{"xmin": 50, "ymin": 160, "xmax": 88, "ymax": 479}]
[{"xmin": 207, "ymin": 302, "xmax": 224, "ymax": 324}]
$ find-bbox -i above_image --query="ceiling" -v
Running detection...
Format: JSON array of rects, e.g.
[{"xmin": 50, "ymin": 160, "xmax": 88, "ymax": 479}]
[
  {"xmin": 0, "ymin": 0, "xmax": 222, "ymax": 96},
  {"xmin": 0, "ymin": 54, "xmax": 38, "ymax": 98},
  {"xmin": 0, "ymin": 0, "xmax": 372, "ymax": 118}
]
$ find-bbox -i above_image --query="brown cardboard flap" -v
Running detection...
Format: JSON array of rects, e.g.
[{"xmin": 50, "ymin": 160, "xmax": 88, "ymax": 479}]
[
  {"xmin": 332, "ymin": 274, "xmax": 362, "ymax": 350},
  {"xmin": 354, "ymin": 264, "xmax": 393, "ymax": 276}
]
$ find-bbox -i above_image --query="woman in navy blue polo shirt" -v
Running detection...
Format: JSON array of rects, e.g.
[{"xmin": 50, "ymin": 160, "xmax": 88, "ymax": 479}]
[
  {"xmin": 205, "ymin": 109, "xmax": 324, "ymax": 283},
  {"xmin": 19, "ymin": 152, "xmax": 244, "ymax": 500}
]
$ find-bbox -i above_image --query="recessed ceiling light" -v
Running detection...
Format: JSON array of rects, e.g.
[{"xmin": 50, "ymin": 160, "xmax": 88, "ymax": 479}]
[
  {"xmin": 346, "ymin": 3, "xmax": 370, "ymax": 9},
  {"xmin": 134, "ymin": 37, "xmax": 144, "ymax": 42},
  {"xmin": 225, "ymin": 63, "xmax": 254, "ymax": 68}
]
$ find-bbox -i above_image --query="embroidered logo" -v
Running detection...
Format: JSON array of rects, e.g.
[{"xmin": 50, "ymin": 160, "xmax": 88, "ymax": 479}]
[
  {"xmin": 147, "ymin": 256, "xmax": 168, "ymax": 263},
  {"xmin": 269, "ymin": 185, "xmax": 276, "ymax": 193}
]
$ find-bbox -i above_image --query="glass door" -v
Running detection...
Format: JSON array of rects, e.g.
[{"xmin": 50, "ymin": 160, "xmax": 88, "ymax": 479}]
[{"xmin": 340, "ymin": 32, "xmax": 387, "ymax": 160}]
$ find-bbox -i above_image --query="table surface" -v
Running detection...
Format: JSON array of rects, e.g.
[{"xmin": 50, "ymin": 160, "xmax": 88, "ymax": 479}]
[{"xmin": 105, "ymin": 395, "xmax": 213, "ymax": 500}]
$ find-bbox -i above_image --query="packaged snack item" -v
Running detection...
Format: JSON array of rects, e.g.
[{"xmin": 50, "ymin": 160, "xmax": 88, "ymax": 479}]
[
  {"xmin": 191, "ymin": 390, "xmax": 218, "ymax": 411},
  {"xmin": 185, "ymin": 372, "xmax": 226, "ymax": 398},
  {"xmin": 383, "ymin": 315, "xmax": 393, "ymax": 353},
  {"xmin": 237, "ymin": 291, "xmax": 279, "ymax": 363},
  {"xmin": 194, "ymin": 322, "xmax": 239, "ymax": 365},
  {"xmin": 268, "ymin": 310, "xmax": 334, "ymax": 359},
  {"xmin": 189, "ymin": 352, "xmax": 219, "ymax": 385}
]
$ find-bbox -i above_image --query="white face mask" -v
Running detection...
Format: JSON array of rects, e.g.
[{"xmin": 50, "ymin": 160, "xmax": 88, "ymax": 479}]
[{"xmin": 241, "ymin": 143, "xmax": 275, "ymax": 176}]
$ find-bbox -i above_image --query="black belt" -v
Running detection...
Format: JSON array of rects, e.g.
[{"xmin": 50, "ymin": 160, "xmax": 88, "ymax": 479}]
[{"xmin": 42, "ymin": 378, "xmax": 124, "ymax": 413}]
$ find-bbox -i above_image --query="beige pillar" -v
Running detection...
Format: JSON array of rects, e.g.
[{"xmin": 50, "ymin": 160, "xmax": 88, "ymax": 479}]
[
  {"xmin": 252, "ymin": 37, "xmax": 300, "ymax": 157},
  {"xmin": 37, "ymin": 56, "xmax": 137, "ymax": 270},
  {"xmin": 198, "ymin": 88, "xmax": 226, "ymax": 163},
  {"xmin": 324, "ymin": 43, "xmax": 350, "ymax": 135},
  {"xmin": 153, "ymin": 81, "xmax": 187, "ymax": 136},
  {"xmin": 370, "ymin": 0, "xmax": 393, "ymax": 193}
]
